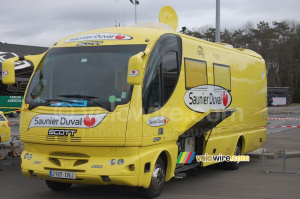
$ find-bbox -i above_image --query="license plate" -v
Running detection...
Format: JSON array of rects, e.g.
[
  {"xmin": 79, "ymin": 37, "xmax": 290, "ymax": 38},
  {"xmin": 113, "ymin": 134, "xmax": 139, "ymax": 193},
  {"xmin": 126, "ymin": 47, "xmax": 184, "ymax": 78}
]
[{"xmin": 49, "ymin": 170, "xmax": 76, "ymax": 179}]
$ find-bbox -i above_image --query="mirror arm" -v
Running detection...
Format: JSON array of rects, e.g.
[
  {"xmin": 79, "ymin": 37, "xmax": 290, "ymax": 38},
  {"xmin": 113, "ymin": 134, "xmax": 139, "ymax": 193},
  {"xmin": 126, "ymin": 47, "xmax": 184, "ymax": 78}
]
[{"xmin": 141, "ymin": 48, "xmax": 150, "ymax": 57}]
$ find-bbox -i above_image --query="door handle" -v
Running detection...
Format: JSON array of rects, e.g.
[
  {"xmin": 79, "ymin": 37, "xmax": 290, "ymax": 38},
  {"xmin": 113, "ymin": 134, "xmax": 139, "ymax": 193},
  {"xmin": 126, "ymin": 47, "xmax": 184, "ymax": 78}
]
[{"xmin": 158, "ymin": 128, "xmax": 163, "ymax": 135}]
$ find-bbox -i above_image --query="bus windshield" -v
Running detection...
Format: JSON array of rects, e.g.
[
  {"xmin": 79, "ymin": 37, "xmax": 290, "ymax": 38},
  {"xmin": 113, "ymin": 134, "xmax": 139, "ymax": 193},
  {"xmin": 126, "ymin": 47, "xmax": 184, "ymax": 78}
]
[{"xmin": 25, "ymin": 45, "xmax": 146, "ymax": 111}]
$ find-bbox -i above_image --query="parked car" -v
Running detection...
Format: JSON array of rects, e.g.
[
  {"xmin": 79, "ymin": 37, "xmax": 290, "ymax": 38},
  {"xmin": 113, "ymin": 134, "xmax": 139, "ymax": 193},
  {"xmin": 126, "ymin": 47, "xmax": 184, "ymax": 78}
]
[{"xmin": 0, "ymin": 111, "xmax": 11, "ymax": 143}]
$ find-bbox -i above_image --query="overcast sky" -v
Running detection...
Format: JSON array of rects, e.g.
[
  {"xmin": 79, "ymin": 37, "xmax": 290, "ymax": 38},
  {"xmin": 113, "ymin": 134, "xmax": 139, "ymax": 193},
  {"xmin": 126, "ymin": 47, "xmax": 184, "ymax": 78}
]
[{"xmin": 0, "ymin": 0, "xmax": 299, "ymax": 47}]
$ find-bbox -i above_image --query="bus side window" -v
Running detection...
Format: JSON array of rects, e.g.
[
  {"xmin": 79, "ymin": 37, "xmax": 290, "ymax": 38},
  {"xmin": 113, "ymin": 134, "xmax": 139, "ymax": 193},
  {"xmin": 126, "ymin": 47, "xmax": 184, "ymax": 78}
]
[
  {"xmin": 214, "ymin": 64, "xmax": 231, "ymax": 91},
  {"xmin": 162, "ymin": 51, "xmax": 179, "ymax": 103},
  {"xmin": 185, "ymin": 59, "xmax": 207, "ymax": 89},
  {"xmin": 143, "ymin": 34, "xmax": 182, "ymax": 114},
  {"xmin": 143, "ymin": 52, "xmax": 179, "ymax": 113},
  {"xmin": 147, "ymin": 67, "xmax": 162, "ymax": 110}
]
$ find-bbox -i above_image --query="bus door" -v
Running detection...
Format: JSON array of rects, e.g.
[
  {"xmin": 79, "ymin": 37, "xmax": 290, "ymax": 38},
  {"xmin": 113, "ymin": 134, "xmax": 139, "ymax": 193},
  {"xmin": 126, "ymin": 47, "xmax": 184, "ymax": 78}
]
[{"xmin": 142, "ymin": 34, "xmax": 182, "ymax": 145}]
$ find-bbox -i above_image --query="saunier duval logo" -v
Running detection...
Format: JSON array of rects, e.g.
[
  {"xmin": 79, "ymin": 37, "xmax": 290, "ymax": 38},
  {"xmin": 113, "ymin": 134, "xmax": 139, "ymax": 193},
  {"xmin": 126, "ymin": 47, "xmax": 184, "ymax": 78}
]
[
  {"xmin": 65, "ymin": 33, "xmax": 133, "ymax": 43},
  {"xmin": 129, "ymin": 69, "xmax": 139, "ymax": 77},
  {"xmin": 28, "ymin": 114, "xmax": 107, "ymax": 129},
  {"xmin": 184, "ymin": 85, "xmax": 232, "ymax": 113},
  {"xmin": 84, "ymin": 116, "xmax": 95, "ymax": 127},
  {"xmin": 147, "ymin": 116, "xmax": 168, "ymax": 127},
  {"xmin": 2, "ymin": 70, "xmax": 8, "ymax": 77}
]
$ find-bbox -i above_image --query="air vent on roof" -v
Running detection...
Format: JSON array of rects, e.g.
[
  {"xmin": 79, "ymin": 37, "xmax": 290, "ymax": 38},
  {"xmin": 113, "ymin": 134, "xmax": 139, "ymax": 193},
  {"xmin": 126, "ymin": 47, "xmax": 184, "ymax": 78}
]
[
  {"xmin": 235, "ymin": 48, "xmax": 262, "ymax": 58},
  {"xmin": 132, "ymin": 22, "xmax": 174, "ymax": 31},
  {"xmin": 217, "ymin": 43, "xmax": 233, "ymax": 48}
]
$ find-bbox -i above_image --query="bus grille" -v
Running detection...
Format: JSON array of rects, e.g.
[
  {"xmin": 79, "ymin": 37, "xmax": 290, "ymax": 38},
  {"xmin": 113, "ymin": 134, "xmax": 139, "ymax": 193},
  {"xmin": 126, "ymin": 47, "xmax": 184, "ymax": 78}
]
[{"xmin": 46, "ymin": 136, "xmax": 82, "ymax": 143}]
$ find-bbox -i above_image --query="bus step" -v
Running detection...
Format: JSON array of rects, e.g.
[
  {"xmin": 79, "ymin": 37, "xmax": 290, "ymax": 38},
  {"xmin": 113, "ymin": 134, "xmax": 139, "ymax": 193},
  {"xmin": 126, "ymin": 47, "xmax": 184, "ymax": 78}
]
[
  {"xmin": 174, "ymin": 173, "xmax": 187, "ymax": 179},
  {"xmin": 175, "ymin": 163, "xmax": 200, "ymax": 173}
]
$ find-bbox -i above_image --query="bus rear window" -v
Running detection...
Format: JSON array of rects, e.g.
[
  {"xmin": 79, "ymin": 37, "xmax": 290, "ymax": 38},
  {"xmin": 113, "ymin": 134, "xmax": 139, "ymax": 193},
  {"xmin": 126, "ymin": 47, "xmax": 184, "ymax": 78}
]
[{"xmin": 214, "ymin": 64, "xmax": 231, "ymax": 91}]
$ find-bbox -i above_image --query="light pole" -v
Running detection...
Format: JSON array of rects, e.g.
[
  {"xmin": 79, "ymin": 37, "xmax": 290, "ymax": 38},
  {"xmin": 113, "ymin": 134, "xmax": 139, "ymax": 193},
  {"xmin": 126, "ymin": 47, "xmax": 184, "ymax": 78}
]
[
  {"xmin": 216, "ymin": 0, "xmax": 220, "ymax": 43},
  {"xmin": 130, "ymin": 0, "xmax": 139, "ymax": 23}
]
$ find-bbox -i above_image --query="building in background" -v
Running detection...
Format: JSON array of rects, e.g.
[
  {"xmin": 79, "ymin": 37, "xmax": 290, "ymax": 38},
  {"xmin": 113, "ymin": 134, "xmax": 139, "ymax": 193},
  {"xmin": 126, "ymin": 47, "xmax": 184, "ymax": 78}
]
[{"xmin": 267, "ymin": 87, "xmax": 293, "ymax": 106}]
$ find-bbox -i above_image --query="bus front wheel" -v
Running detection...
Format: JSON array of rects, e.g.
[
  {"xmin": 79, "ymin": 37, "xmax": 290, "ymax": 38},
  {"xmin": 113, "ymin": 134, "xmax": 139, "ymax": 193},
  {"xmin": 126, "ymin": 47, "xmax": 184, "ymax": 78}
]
[
  {"xmin": 138, "ymin": 157, "xmax": 165, "ymax": 198},
  {"xmin": 45, "ymin": 180, "xmax": 72, "ymax": 191}
]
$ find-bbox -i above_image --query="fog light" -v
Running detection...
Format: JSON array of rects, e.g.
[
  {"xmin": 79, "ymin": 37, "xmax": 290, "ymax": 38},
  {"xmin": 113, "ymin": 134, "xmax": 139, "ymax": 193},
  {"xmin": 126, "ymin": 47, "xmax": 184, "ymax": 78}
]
[
  {"xmin": 129, "ymin": 164, "xmax": 135, "ymax": 171},
  {"xmin": 109, "ymin": 159, "xmax": 116, "ymax": 165},
  {"xmin": 24, "ymin": 153, "xmax": 29, "ymax": 159},
  {"xmin": 102, "ymin": 176, "xmax": 111, "ymax": 182},
  {"xmin": 117, "ymin": 159, "xmax": 124, "ymax": 165}
]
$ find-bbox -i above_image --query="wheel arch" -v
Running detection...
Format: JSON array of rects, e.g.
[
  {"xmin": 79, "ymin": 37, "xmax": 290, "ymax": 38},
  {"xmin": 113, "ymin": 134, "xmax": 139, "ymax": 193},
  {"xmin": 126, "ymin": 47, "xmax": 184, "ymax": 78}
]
[
  {"xmin": 238, "ymin": 135, "xmax": 246, "ymax": 155},
  {"xmin": 158, "ymin": 150, "xmax": 174, "ymax": 182},
  {"xmin": 138, "ymin": 142, "xmax": 178, "ymax": 188}
]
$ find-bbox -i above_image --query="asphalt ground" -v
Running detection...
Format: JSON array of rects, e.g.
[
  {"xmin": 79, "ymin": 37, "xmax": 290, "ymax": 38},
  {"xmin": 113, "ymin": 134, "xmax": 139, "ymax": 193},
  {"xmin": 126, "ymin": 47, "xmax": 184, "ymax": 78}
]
[{"xmin": 0, "ymin": 105, "xmax": 299, "ymax": 199}]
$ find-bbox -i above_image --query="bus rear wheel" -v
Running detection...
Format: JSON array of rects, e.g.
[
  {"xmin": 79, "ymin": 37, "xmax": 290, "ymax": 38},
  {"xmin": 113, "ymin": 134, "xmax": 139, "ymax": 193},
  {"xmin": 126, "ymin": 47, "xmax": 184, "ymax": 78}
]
[
  {"xmin": 45, "ymin": 180, "xmax": 72, "ymax": 191},
  {"xmin": 138, "ymin": 157, "xmax": 165, "ymax": 198},
  {"xmin": 225, "ymin": 143, "xmax": 241, "ymax": 170}
]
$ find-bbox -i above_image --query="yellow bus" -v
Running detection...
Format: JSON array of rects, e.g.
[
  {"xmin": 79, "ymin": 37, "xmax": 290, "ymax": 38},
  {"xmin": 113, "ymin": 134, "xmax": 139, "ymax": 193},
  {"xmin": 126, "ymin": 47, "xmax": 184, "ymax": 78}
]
[{"xmin": 2, "ymin": 6, "xmax": 267, "ymax": 198}]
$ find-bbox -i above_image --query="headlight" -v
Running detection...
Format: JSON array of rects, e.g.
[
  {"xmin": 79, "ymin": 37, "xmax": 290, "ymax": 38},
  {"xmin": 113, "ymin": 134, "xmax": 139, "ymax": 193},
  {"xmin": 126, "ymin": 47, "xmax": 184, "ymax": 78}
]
[
  {"xmin": 24, "ymin": 153, "xmax": 29, "ymax": 159},
  {"xmin": 109, "ymin": 159, "xmax": 116, "ymax": 165},
  {"xmin": 117, "ymin": 159, "xmax": 124, "ymax": 165}
]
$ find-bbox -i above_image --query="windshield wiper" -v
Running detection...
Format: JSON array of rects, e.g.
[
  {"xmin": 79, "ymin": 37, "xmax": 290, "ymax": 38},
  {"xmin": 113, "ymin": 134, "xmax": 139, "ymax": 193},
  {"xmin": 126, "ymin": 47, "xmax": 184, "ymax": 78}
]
[
  {"xmin": 28, "ymin": 99, "xmax": 79, "ymax": 111},
  {"xmin": 58, "ymin": 94, "xmax": 110, "ymax": 111}
]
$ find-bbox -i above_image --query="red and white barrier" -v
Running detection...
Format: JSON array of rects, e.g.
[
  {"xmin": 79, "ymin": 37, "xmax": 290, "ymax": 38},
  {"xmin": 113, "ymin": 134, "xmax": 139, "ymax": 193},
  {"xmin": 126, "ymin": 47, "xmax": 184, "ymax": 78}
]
[
  {"xmin": 268, "ymin": 117, "xmax": 300, "ymax": 121},
  {"xmin": 266, "ymin": 126, "xmax": 300, "ymax": 129}
]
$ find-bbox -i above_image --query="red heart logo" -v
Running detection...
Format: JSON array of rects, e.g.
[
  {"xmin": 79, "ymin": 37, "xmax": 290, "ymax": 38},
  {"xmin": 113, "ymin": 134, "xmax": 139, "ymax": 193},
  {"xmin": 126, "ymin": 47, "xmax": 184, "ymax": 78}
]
[
  {"xmin": 84, "ymin": 116, "xmax": 96, "ymax": 127},
  {"xmin": 223, "ymin": 91, "xmax": 228, "ymax": 106},
  {"xmin": 115, "ymin": 35, "xmax": 125, "ymax": 39},
  {"xmin": 132, "ymin": 70, "xmax": 135, "ymax": 74}
]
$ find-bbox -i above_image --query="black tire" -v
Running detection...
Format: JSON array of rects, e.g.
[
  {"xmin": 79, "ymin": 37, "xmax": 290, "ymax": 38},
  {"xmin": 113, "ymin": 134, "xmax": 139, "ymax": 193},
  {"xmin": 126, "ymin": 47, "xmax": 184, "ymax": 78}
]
[
  {"xmin": 0, "ymin": 144, "xmax": 7, "ymax": 160},
  {"xmin": 10, "ymin": 111, "xmax": 18, "ymax": 118},
  {"xmin": 45, "ymin": 180, "xmax": 72, "ymax": 191},
  {"xmin": 138, "ymin": 157, "xmax": 165, "ymax": 198},
  {"xmin": 11, "ymin": 136, "xmax": 24, "ymax": 156},
  {"xmin": 225, "ymin": 143, "xmax": 241, "ymax": 170}
]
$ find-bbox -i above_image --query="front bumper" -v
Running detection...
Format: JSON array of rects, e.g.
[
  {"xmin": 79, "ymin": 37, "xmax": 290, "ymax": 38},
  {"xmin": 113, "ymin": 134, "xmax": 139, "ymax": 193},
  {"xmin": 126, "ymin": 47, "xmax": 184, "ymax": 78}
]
[{"xmin": 21, "ymin": 143, "xmax": 141, "ymax": 186}]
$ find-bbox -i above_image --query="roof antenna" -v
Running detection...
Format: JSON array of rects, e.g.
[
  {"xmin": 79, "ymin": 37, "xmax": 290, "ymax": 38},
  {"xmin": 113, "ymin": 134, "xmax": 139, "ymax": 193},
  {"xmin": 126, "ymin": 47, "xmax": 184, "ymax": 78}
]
[{"xmin": 124, "ymin": 8, "xmax": 126, "ymax": 26}]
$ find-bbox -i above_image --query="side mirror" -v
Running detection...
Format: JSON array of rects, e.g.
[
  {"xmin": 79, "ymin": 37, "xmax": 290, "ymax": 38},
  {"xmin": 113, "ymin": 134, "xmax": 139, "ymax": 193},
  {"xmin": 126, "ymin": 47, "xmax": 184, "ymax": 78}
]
[
  {"xmin": 1, "ymin": 53, "xmax": 45, "ymax": 85},
  {"xmin": 127, "ymin": 52, "xmax": 144, "ymax": 85},
  {"xmin": 2, "ymin": 57, "xmax": 18, "ymax": 85}
]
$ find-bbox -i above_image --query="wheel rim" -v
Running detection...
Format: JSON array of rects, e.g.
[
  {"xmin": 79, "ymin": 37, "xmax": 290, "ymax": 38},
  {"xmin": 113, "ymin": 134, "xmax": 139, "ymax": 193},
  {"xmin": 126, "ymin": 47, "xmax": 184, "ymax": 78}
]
[
  {"xmin": 235, "ymin": 146, "xmax": 241, "ymax": 165},
  {"xmin": 11, "ymin": 136, "xmax": 23, "ymax": 156},
  {"xmin": 151, "ymin": 164, "xmax": 165, "ymax": 191}
]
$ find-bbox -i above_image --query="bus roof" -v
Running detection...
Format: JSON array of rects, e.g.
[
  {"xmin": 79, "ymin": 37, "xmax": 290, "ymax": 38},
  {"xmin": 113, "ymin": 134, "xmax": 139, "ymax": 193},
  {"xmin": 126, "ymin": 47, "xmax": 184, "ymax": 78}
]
[{"xmin": 53, "ymin": 26, "xmax": 263, "ymax": 60}]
